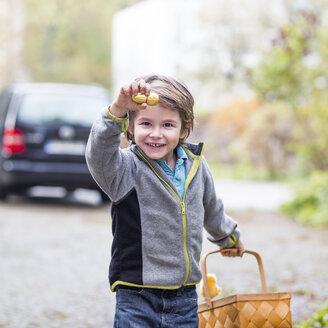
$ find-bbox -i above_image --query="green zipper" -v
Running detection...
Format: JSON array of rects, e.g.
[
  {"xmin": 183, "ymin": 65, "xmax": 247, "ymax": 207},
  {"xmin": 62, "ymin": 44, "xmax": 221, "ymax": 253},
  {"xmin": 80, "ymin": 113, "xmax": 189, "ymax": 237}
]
[
  {"xmin": 181, "ymin": 146, "xmax": 203, "ymax": 284},
  {"xmin": 136, "ymin": 147, "xmax": 203, "ymax": 285}
]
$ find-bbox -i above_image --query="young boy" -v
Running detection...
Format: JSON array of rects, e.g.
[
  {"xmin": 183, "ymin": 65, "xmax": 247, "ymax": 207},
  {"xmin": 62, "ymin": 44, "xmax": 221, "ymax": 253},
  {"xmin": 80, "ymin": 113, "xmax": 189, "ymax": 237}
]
[{"xmin": 86, "ymin": 74, "xmax": 244, "ymax": 327}]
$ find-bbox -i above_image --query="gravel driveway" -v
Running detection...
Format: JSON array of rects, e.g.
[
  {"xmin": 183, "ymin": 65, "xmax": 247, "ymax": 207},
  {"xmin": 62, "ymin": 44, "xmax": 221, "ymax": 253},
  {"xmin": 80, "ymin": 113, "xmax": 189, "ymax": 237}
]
[{"xmin": 1, "ymin": 190, "xmax": 327, "ymax": 327}]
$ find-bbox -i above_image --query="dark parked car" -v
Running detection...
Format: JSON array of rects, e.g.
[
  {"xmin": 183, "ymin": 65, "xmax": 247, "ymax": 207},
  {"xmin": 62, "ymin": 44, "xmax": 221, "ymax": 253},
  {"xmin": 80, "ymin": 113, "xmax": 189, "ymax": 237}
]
[{"xmin": 0, "ymin": 82, "xmax": 110, "ymax": 201}]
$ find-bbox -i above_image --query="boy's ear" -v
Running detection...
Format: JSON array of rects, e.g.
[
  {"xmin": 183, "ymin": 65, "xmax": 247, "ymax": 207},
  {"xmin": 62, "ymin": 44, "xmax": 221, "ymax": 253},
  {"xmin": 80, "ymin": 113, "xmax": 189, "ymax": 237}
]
[
  {"xmin": 127, "ymin": 123, "xmax": 134, "ymax": 136},
  {"xmin": 126, "ymin": 124, "xmax": 134, "ymax": 141},
  {"xmin": 180, "ymin": 126, "xmax": 190, "ymax": 139}
]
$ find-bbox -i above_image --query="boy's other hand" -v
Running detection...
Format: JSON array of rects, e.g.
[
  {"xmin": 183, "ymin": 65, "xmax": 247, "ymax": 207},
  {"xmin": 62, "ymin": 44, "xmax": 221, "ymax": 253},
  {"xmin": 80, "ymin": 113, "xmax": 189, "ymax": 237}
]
[
  {"xmin": 220, "ymin": 240, "xmax": 245, "ymax": 257},
  {"xmin": 110, "ymin": 79, "xmax": 151, "ymax": 118}
]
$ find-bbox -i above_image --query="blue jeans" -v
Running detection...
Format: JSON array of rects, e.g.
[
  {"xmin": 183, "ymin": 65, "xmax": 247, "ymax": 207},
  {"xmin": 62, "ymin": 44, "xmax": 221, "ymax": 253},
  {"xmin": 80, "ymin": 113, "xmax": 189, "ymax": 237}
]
[{"xmin": 114, "ymin": 285, "xmax": 199, "ymax": 328}]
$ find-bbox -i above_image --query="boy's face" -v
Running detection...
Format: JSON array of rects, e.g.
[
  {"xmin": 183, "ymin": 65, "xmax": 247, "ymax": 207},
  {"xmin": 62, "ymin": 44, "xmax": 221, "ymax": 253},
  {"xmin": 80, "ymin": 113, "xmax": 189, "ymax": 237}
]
[{"xmin": 129, "ymin": 105, "xmax": 187, "ymax": 164}]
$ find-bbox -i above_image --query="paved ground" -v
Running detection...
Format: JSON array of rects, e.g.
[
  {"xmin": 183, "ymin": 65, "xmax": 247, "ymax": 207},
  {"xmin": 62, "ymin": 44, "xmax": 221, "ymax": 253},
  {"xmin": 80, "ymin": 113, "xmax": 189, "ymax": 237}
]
[
  {"xmin": 214, "ymin": 179, "xmax": 295, "ymax": 211},
  {"xmin": 0, "ymin": 186, "xmax": 327, "ymax": 327}
]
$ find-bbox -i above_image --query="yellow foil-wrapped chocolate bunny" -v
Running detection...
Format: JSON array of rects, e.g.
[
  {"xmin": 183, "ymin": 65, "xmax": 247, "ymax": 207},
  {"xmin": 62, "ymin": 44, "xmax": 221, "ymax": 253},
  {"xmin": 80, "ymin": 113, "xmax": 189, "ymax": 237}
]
[{"xmin": 200, "ymin": 274, "xmax": 222, "ymax": 299}]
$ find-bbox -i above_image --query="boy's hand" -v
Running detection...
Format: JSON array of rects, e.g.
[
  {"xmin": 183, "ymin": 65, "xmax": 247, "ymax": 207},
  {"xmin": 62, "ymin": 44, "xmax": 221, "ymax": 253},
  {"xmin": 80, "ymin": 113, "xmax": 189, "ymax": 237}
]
[
  {"xmin": 110, "ymin": 79, "xmax": 151, "ymax": 118},
  {"xmin": 220, "ymin": 240, "xmax": 245, "ymax": 257}
]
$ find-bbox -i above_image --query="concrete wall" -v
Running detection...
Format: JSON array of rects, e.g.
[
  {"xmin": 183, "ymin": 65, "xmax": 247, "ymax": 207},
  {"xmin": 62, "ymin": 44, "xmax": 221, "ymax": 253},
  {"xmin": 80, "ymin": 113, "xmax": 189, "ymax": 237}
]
[
  {"xmin": 111, "ymin": 0, "xmax": 203, "ymax": 94},
  {"xmin": 111, "ymin": 0, "xmax": 288, "ymax": 109}
]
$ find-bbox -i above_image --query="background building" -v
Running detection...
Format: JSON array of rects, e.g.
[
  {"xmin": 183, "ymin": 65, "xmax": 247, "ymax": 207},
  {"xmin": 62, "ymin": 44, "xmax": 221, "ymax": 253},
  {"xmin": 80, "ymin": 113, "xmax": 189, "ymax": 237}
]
[{"xmin": 111, "ymin": 0, "xmax": 288, "ymax": 109}]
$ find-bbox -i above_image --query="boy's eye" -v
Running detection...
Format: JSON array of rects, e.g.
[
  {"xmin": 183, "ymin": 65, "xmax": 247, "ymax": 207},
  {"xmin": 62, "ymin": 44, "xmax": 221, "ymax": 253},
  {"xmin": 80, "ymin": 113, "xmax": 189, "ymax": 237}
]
[
  {"xmin": 141, "ymin": 122, "xmax": 151, "ymax": 126},
  {"xmin": 163, "ymin": 123, "xmax": 173, "ymax": 128}
]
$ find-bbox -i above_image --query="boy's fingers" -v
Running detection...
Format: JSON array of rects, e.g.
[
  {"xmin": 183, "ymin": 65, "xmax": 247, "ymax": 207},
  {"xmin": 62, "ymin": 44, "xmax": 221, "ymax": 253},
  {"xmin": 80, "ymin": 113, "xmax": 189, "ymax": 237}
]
[
  {"xmin": 138, "ymin": 80, "xmax": 150, "ymax": 95},
  {"xmin": 236, "ymin": 241, "xmax": 245, "ymax": 257},
  {"xmin": 220, "ymin": 248, "xmax": 231, "ymax": 257},
  {"xmin": 117, "ymin": 80, "xmax": 153, "ymax": 111},
  {"xmin": 138, "ymin": 79, "xmax": 146, "ymax": 90},
  {"xmin": 220, "ymin": 248, "xmax": 242, "ymax": 257},
  {"xmin": 238, "ymin": 247, "xmax": 245, "ymax": 257},
  {"xmin": 145, "ymin": 83, "xmax": 151, "ymax": 95},
  {"xmin": 120, "ymin": 85, "xmax": 130, "ymax": 95},
  {"xmin": 227, "ymin": 249, "xmax": 237, "ymax": 257},
  {"xmin": 130, "ymin": 82, "xmax": 139, "ymax": 95}
]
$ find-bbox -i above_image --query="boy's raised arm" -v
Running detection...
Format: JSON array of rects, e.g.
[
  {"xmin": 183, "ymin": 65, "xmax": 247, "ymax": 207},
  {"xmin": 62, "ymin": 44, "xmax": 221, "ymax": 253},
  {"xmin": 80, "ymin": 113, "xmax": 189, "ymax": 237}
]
[{"xmin": 85, "ymin": 80, "xmax": 151, "ymax": 201}]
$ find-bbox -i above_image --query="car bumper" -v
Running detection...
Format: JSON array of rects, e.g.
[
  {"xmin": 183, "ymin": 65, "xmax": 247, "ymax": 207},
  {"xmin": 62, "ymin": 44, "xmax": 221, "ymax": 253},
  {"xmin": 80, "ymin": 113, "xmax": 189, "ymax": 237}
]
[{"xmin": 1, "ymin": 160, "xmax": 98, "ymax": 190}]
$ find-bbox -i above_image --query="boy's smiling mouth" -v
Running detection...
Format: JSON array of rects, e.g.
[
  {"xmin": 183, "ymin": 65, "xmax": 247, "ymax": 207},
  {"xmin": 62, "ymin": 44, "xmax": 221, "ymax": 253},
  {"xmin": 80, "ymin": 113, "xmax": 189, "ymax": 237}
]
[{"xmin": 147, "ymin": 143, "xmax": 165, "ymax": 148}]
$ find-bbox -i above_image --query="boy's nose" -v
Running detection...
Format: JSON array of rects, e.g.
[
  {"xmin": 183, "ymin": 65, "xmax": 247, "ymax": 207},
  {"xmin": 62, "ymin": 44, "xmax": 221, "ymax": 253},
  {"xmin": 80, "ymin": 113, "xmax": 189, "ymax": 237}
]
[{"xmin": 150, "ymin": 126, "xmax": 162, "ymax": 138}]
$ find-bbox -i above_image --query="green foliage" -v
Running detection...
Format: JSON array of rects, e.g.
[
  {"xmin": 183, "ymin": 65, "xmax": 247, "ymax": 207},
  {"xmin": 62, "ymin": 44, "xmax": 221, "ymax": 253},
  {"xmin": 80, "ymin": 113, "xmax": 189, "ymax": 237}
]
[
  {"xmin": 281, "ymin": 171, "xmax": 328, "ymax": 226},
  {"xmin": 24, "ymin": 0, "xmax": 140, "ymax": 88},
  {"xmin": 292, "ymin": 95, "xmax": 328, "ymax": 170},
  {"xmin": 252, "ymin": 10, "xmax": 328, "ymax": 172},
  {"xmin": 297, "ymin": 299, "xmax": 328, "ymax": 328},
  {"xmin": 252, "ymin": 9, "xmax": 328, "ymax": 226},
  {"xmin": 253, "ymin": 12, "xmax": 325, "ymax": 106}
]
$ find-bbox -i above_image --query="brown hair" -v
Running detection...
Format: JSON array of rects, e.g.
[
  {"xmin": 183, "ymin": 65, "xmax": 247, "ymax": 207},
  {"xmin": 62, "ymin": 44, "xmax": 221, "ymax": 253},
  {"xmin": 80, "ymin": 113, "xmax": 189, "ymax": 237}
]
[{"xmin": 126, "ymin": 74, "xmax": 194, "ymax": 144}]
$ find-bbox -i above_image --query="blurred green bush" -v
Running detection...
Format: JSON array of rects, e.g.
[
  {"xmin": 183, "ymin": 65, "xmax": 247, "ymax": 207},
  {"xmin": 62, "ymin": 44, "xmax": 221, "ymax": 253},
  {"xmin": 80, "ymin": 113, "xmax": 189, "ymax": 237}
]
[
  {"xmin": 200, "ymin": 10, "xmax": 328, "ymax": 182},
  {"xmin": 24, "ymin": 0, "xmax": 139, "ymax": 88},
  {"xmin": 296, "ymin": 299, "xmax": 328, "ymax": 328},
  {"xmin": 250, "ymin": 10, "xmax": 328, "ymax": 226},
  {"xmin": 280, "ymin": 171, "xmax": 328, "ymax": 226},
  {"xmin": 252, "ymin": 10, "xmax": 328, "ymax": 174}
]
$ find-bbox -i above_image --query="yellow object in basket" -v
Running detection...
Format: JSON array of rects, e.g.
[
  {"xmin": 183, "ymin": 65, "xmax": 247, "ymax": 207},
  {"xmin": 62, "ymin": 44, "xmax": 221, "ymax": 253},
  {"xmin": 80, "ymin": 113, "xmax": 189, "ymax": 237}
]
[
  {"xmin": 132, "ymin": 92, "xmax": 159, "ymax": 106},
  {"xmin": 201, "ymin": 274, "xmax": 222, "ymax": 299}
]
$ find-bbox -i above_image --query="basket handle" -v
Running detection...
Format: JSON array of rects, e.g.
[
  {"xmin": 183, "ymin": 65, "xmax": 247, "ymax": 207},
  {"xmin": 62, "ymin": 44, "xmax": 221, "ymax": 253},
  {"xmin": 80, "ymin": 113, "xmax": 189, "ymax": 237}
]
[{"xmin": 201, "ymin": 249, "xmax": 267, "ymax": 308}]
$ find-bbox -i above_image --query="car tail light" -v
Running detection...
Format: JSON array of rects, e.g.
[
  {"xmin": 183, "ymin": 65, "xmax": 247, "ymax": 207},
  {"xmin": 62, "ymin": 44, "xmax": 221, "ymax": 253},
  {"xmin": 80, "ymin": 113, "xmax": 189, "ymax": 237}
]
[{"xmin": 2, "ymin": 128, "xmax": 26, "ymax": 155}]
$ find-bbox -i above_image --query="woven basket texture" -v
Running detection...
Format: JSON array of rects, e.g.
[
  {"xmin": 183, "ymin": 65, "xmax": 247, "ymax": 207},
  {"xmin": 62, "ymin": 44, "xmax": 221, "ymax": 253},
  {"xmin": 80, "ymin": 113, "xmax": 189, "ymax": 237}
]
[{"xmin": 198, "ymin": 298, "xmax": 292, "ymax": 328}]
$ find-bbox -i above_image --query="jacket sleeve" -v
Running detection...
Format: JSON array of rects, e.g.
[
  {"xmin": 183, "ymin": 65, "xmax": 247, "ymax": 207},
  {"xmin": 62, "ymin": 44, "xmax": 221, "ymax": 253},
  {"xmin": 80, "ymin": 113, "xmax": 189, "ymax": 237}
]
[
  {"xmin": 85, "ymin": 107, "xmax": 135, "ymax": 201},
  {"xmin": 202, "ymin": 158, "xmax": 240, "ymax": 248}
]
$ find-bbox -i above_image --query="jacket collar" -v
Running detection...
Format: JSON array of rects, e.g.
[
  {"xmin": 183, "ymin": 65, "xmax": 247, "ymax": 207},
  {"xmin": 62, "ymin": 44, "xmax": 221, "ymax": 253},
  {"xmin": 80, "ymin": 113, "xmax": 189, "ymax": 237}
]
[
  {"xmin": 130, "ymin": 142, "xmax": 205, "ymax": 198},
  {"xmin": 183, "ymin": 142, "xmax": 204, "ymax": 157}
]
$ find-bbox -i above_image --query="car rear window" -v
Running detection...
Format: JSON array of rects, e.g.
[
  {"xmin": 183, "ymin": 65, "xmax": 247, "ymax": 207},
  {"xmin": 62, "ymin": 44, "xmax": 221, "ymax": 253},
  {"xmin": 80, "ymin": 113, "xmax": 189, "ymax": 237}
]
[{"xmin": 17, "ymin": 93, "xmax": 108, "ymax": 126}]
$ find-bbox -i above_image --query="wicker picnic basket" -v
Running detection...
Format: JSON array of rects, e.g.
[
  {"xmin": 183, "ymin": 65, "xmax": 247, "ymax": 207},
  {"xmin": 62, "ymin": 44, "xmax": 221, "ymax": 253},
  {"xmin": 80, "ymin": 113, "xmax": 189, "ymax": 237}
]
[{"xmin": 198, "ymin": 249, "xmax": 292, "ymax": 328}]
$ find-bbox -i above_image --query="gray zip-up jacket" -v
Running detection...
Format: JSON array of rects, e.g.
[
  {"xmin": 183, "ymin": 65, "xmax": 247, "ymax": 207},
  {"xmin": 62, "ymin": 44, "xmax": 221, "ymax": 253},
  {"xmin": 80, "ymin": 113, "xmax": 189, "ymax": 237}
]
[{"xmin": 86, "ymin": 108, "xmax": 240, "ymax": 291}]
